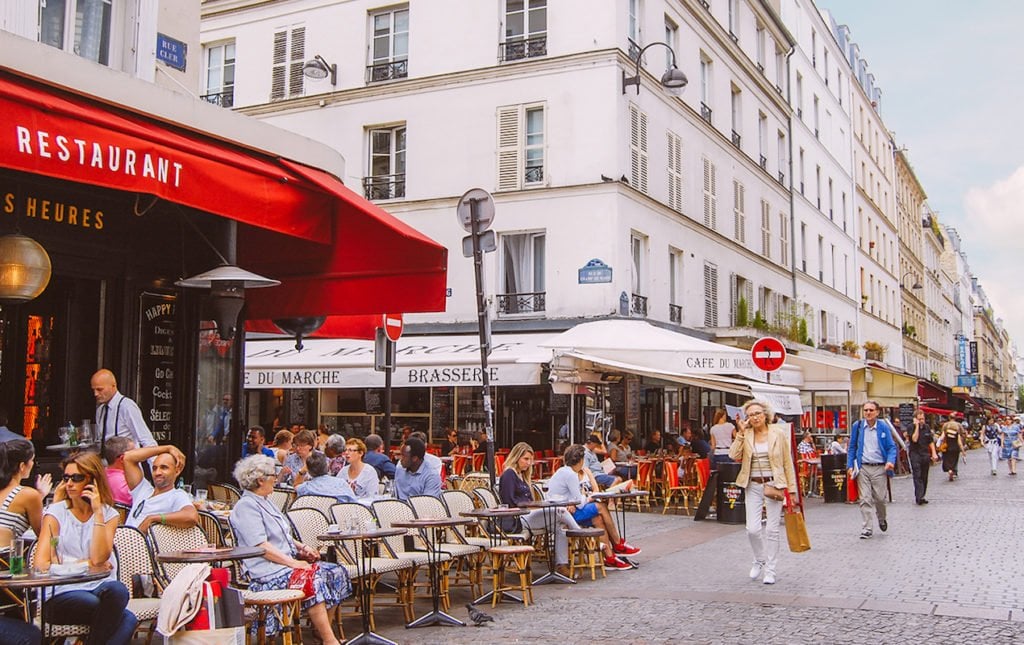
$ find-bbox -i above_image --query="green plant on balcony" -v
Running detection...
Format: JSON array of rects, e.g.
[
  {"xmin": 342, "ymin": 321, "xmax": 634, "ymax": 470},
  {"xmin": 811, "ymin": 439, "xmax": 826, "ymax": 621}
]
[
  {"xmin": 841, "ymin": 340, "xmax": 860, "ymax": 356},
  {"xmin": 929, "ymin": 371, "xmax": 940, "ymax": 382},
  {"xmin": 736, "ymin": 296, "xmax": 749, "ymax": 327},
  {"xmin": 797, "ymin": 317, "xmax": 811, "ymax": 345},
  {"xmin": 863, "ymin": 340, "xmax": 886, "ymax": 361},
  {"xmin": 752, "ymin": 310, "xmax": 768, "ymax": 331},
  {"xmin": 901, "ymin": 323, "xmax": 917, "ymax": 338}
]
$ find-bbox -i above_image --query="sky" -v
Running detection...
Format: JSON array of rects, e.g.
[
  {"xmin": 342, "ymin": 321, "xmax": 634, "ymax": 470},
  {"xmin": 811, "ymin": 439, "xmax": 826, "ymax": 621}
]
[{"xmin": 817, "ymin": 0, "xmax": 1024, "ymax": 352}]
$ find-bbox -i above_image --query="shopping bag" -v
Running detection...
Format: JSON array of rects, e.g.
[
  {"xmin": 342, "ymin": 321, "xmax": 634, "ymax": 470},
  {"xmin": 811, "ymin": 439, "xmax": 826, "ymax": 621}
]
[
  {"xmin": 287, "ymin": 564, "xmax": 318, "ymax": 600},
  {"xmin": 783, "ymin": 491, "xmax": 811, "ymax": 552}
]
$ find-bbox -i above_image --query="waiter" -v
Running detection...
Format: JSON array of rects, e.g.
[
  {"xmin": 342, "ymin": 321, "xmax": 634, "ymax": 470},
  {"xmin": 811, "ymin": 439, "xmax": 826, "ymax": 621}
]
[{"xmin": 92, "ymin": 368, "xmax": 157, "ymax": 451}]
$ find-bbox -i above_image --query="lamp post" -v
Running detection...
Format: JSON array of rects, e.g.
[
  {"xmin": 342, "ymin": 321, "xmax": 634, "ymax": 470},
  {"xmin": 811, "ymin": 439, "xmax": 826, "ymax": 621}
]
[
  {"xmin": 899, "ymin": 271, "xmax": 922, "ymax": 290},
  {"xmin": 622, "ymin": 42, "xmax": 688, "ymax": 95},
  {"xmin": 302, "ymin": 55, "xmax": 337, "ymax": 86}
]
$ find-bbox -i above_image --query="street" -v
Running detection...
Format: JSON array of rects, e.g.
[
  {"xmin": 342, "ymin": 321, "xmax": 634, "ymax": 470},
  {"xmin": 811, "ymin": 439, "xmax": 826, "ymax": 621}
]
[{"xmin": 369, "ymin": 450, "xmax": 1024, "ymax": 644}]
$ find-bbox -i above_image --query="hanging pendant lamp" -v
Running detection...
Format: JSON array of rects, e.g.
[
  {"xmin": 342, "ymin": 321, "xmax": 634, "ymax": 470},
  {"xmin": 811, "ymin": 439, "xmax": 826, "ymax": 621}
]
[{"xmin": 0, "ymin": 233, "xmax": 52, "ymax": 303}]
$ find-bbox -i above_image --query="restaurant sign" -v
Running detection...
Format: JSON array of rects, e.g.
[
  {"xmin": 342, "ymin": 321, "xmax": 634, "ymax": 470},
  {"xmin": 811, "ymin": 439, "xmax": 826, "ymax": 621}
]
[
  {"xmin": 244, "ymin": 364, "xmax": 538, "ymax": 389},
  {"xmin": 136, "ymin": 293, "xmax": 176, "ymax": 443}
]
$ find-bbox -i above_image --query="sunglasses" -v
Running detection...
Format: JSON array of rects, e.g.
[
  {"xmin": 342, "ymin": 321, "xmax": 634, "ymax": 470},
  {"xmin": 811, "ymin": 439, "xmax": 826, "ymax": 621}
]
[{"xmin": 62, "ymin": 473, "xmax": 88, "ymax": 483}]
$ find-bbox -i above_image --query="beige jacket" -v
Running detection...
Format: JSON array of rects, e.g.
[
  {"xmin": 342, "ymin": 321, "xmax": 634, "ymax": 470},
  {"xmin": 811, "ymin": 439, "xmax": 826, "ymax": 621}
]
[{"xmin": 728, "ymin": 424, "xmax": 798, "ymax": 492}]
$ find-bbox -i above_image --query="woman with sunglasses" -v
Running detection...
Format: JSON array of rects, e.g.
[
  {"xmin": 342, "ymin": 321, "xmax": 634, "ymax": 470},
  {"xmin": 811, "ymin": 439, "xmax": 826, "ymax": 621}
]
[
  {"xmin": 338, "ymin": 438, "xmax": 379, "ymax": 499},
  {"xmin": 729, "ymin": 399, "xmax": 797, "ymax": 585},
  {"xmin": 0, "ymin": 439, "xmax": 52, "ymax": 540},
  {"xmin": 36, "ymin": 452, "xmax": 137, "ymax": 645}
]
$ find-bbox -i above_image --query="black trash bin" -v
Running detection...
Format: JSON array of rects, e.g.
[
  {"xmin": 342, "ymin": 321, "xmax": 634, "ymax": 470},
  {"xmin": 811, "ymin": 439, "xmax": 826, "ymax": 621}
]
[
  {"xmin": 716, "ymin": 462, "xmax": 745, "ymax": 524},
  {"xmin": 820, "ymin": 453, "xmax": 847, "ymax": 503}
]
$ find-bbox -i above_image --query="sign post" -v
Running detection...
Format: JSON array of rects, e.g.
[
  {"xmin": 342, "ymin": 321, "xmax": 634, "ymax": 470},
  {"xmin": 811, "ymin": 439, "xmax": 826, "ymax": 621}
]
[
  {"xmin": 457, "ymin": 188, "xmax": 497, "ymax": 487},
  {"xmin": 374, "ymin": 314, "xmax": 402, "ymax": 452}
]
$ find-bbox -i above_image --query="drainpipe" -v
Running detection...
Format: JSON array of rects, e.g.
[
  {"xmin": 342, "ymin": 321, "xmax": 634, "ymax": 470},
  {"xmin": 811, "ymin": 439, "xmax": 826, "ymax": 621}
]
[{"xmin": 785, "ymin": 45, "xmax": 798, "ymax": 300}]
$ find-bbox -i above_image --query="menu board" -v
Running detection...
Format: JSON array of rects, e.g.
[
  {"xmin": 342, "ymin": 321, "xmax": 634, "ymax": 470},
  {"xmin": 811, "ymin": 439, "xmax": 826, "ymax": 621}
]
[
  {"xmin": 431, "ymin": 387, "xmax": 454, "ymax": 430},
  {"xmin": 137, "ymin": 293, "xmax": 176, "ymax": 443},
  {"xmin": 364, "ymin": 389, "xmax": 384, "ymax": 415}
]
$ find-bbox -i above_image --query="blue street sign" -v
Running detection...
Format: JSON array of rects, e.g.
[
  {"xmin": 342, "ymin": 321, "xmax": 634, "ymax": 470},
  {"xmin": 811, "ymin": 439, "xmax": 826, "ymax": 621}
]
[
  {"xmin": 578, "ymin": 258, "xmax": 613, "ymax": 284},
  {"xmin": 156, "ymin": 33, "xmax": 187, "ymax": 72},
  {"xmin": 957, "ymin": 374, "xmax": 977, "ymax": 388}
]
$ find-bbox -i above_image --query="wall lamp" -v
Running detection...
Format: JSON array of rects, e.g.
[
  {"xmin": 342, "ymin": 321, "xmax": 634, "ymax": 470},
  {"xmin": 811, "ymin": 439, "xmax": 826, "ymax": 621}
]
[
  {"xmin": 900, "ymin": 271, "xmax": 922, "ymax": 290},
  {"xmin": 622, "ymin": 42, "xmax": 688, "ymax": 95},
  {"xmin": 302, "ymin": 55, "xmax": 337, "ymax": 86}
]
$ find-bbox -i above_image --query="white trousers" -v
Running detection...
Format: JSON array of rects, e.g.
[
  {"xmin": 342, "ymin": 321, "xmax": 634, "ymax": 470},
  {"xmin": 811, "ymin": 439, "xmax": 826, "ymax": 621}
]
[
  {"xmin": 744, "ymin": 482, "xmax": 784, "ymax": 574},
  {"xmin": 520, "ymin": 507, "xmax": 579, "ymax": 565},
  {"xmin": 985, "ymin": 440, "xmax": 1001, "ymax": 471}
]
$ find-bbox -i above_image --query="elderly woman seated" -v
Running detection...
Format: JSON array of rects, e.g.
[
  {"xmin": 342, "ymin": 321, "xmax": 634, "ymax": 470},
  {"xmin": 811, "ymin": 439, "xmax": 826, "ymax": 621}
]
[
  {"xmin": 230, "ymin": 454, "xmax": 352, "ymax": 645},
  {"xmin": 295, "ymin": 451, "xmax": 357, "ymax": 504}
]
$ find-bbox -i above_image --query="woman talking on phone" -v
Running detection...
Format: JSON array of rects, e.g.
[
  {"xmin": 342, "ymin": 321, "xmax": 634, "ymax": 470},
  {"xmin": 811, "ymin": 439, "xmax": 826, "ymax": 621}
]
[
  {"xmin": 36, "ymin": 452, "xmax": 137, "ymax": 645},
  {"xmin": 728, "ymin": 400, "xmax": 797, "ymax": 585}
]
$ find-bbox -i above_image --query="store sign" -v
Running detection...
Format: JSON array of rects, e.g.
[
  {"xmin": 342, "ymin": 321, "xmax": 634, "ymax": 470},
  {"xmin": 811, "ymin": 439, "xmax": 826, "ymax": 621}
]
[
  {"xmin": 957, "ymin": 336, "xmax": 968, "ymax": 375},
  {"xmin": 969, "ymin": 341, "xmax": 978, "ymax": 373},
  {"xmin": 156, "ymin": 33, "xmax": 187, "ymax": 72},
  {"xmin": 957, "ymin": 374, "xmax": 978, "ymax": 388},
  {"xmin": 244, "ymin": 364, "xmax": 539, "ymax": 389},
  {"xmin": 136, "ymin": 293, "xmax": 176, "ymax": 443},
  {"xmin": 3, "ymin": 189, "xmax": 106, "ymax": 231}
]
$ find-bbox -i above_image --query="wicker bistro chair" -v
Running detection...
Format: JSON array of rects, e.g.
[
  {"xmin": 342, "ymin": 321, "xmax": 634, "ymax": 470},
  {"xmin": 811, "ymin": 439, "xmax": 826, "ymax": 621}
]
[
  {"xmin": 408, "ymin": 496, "xmax": 484, "ymax": 599},
  {"xmin": 27, "ymin": 541, "xmax": 90, "ymax": 640},
  {"xmin": 208, "ymin": 482, "xmax": 242, "ymax": 505},
  {"xmin": 148, "ymin": 523, "xmax": 210, "ymax": 586},
  {"xmin": 197, "ymin": 510, "xmax": 229, "ymax": 547},
  {"xmin": 472, "ymin": 487, "xmax": 500, "ymax": 510},
  {"xmin": 113, "ymin": 525, "xmax": 161, "ymax": 645},
  {"xmin": 114, "ymin": 502, "xmax": 132, "ymax": 525},
  {"xmin": 270, "ymin": 488, "xmax": 296, "ymax": 513},
  {"xmin": 290, "ymin": 494, "xmax": 340, "ymax": 518},
  {"xmin": 440, "ymin": 490, "xmax": 489, "ymax": 544},
  {"xmin": 329, "ymin": 503, "xmax": 415, "ymax": 624},
  {"xmin": 371, "ymin": 499, "xmax": 457, "ymax": 611}
]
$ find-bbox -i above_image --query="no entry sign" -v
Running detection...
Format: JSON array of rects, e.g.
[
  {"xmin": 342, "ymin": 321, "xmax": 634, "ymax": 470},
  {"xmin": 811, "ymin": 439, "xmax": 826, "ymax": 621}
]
[
  {"xmin": 751, "ymin": 337, "xmax": 786, "ymax": 372},
  {"xmin": 382, "ymin": 314, "xmax": 404, "ymax": 342}
]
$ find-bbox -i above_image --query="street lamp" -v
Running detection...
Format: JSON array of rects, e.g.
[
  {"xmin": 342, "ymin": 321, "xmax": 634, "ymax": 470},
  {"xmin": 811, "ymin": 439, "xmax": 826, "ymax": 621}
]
[
  {"xmin": 302, "ymin": 55, "xmax": 337, "ymax": 86},
  {"xmin": 622, "ymin": 42, "xmax": 688, "ymax": 95},
  {"xmin": 900, "ymin": 271, "xmax": 922, "ymax": 290}
]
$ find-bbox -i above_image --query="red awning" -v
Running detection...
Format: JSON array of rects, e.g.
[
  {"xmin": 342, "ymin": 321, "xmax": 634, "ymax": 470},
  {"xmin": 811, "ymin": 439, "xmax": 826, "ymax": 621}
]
[
  {"xmin": 246, "ymin": 316, "xmax": 382, "ymax": 341},
  {"xmin": 919, "ymin": 405, "xmax": 957, "ymax": 417},
  {"xmin": 955, "ymin": 393, "xmax": 998, "ymax": 415},
  {"xmin": 917, "ymin": 379, "xmax": 950, "ymax": 406},
  {"xmin": 0, "ymin": 70, "xmax": 448, "ymax": 318}
]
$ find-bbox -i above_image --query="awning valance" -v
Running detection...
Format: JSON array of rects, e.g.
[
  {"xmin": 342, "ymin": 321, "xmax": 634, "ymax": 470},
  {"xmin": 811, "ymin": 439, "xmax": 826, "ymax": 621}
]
[{"xmin": 852, "ymin": 365, "xmax": 917, "ymax": 407}]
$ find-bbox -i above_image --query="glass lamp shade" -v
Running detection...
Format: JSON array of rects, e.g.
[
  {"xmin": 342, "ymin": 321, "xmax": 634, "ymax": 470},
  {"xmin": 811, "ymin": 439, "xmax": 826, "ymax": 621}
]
[{"xmin": 0, "ymin": 234, "xmax": 52, "ymax": 303}]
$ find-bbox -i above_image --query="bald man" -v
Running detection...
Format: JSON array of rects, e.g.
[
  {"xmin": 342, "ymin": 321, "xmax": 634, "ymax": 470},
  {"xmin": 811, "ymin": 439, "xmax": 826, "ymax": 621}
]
[{"xmin": 92, "ymin": 369, "xmax": 157, "ymax": 451}]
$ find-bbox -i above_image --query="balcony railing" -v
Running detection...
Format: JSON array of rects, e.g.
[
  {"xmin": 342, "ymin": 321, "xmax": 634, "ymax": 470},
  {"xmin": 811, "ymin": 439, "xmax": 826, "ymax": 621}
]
[
  {"xmin": 366, "ymin": 59, "xmax": 408, "ymax": 83},
  {"xmin": 627, "ymin": 38, "xmax": 641, "ymax": 62},
  {"xmin": 201, "ymin": 89, "xmax": 234, "ymax": 108},
  {"xmin": 759, "ymin": 155, "xmax": 768, "ymax": 170},
  {"xmin": 363, "ymin": 174, "xmax": 406, "ymax": 200},
  {"xmin": 731, "ymin": 130, "xmax": 742, "ymax": 148},
  {"xmin": 524, "ymin": 164, "xmax": 544, "ymax": 184},
  {"xmin": 497, "ymin": 291, "xmax": 546, "ymax": 315},
  {"xmin": 778, "ymin": 171, "xmax": 786, "ymax": 185},
  {"xmin": 756, "ymin": 62, "xmax": 765, "ymax": 74},
  {"xmin": 669, "ymin": 303, "xmax": 682, "ymax": 324},
  {"xmin": 630, "ymin": 293, "xmax": 648, "ymax": 317},
  {"xmin": 700, "ymin": 102, "xmax": 712, "ymax": 124},
  {"xmin": 500, "ymin": 34, "xmax": 547, "ymax": 62}
]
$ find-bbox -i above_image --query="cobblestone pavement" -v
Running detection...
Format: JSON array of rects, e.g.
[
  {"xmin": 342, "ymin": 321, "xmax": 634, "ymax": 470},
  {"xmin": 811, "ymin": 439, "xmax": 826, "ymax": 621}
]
[{"xmin": 353, "ymin": 450, "xmax": 1024, "ymax": 643}]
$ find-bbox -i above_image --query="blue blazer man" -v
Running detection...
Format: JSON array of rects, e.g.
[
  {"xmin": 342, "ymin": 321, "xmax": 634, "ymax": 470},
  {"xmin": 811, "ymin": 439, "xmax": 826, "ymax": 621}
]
[{"xmin": 847, "ymin": 416, "xmax": 898, "ymax": 473}]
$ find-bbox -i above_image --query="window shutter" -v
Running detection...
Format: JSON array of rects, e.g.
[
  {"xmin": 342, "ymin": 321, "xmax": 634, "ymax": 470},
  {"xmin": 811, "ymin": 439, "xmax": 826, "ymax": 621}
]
[
  {"xmin": 729, "ymin": 273, "xmax": 738, "ymax": 325},
  {"xmin": 761, "ymin": 200, "xmax": 771, "ymax": 259},
  {"xmin": 733, "ymin": 180, "xmax": 745, "ymax": 243},
  {"xmin": 828, "ymin": 313, "xmax": 838, "ymax": 343},
  {"xmin": 288, "ymin": 27, "xmax": 305, "ymax": 97},
  {"xmin": 271, "ymin": 30, "xmax": 287, "ymax": 100},
  {"xmin": 704, "ymin": 263, "xmax": 718, "ymax": 327},
  {"xmin": 702, "ymin": 157, "xmax": 712, "ymax": 228},
  {"xmin": 744, "ymin": 280, "xmax": 754, "ymax": 313},
  {"xmin": 630, "ymin": 105, "xmax": 648, "ymax": 193},
  {"xmin": 496, "ymin": 106, "xmax": 522, "ymax": 191},
  {"xmin": 667, "ymin": 131, "xmax": 682, "ymax": 212},
  {"xmin": 778, "ymin": 211, "xmax": 788, "ymax": 267}
]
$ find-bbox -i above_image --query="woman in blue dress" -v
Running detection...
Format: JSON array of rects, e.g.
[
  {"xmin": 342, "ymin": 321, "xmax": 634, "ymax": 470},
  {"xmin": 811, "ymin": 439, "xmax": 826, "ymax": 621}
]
[{"xmin": 999, "ymin": 418, "xmax": 1021, "ymax": 476}]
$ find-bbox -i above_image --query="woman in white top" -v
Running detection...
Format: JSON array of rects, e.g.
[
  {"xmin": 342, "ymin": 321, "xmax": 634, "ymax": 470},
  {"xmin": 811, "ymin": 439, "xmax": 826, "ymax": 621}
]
[
  {"xmin": 36, "ymin": 452, "xmax": 137, "ymax": 645},
  {"xmin": 338, "ymin": 438, "xmax": 380, "ymax": 499},
  {"xmin": 728, "ymin": 400, "xmax": 797, "ymax": 586},
  {"xmin": 708, "ymin": 409, "xmax": 737, "ymax": 466}
]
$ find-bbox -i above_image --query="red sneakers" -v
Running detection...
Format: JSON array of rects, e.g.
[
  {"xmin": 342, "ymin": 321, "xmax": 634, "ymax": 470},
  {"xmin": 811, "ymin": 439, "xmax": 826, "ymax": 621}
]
[
  {"xmin": 604, "ymin": 556, "xmax": 633, "ymax": 571},
  {"xmin": 613, "ymin": 541, "xmax": 641, "ymax": 556}
]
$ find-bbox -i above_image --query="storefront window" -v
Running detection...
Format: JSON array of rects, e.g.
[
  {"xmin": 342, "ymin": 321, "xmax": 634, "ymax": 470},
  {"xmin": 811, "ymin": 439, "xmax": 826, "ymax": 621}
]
[{"xmin": 192, "ymin": 324, "xmax": 236, "ymax": 490}]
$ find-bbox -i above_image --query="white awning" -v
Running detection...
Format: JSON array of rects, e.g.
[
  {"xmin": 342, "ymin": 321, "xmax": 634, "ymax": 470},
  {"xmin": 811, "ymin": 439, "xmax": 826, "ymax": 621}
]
[
  {"xmin": 244, "ymin": 333, "xmax": 552, "ymax": 389},
  {"xmin": 788, "ymin": 351, "xmax": 862, "ymax": 390}
]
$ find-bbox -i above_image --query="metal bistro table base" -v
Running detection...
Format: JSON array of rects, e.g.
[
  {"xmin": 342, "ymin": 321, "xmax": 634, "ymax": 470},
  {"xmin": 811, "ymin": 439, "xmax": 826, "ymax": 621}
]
[
  {"xmin": 393, "ymin": 519, "xmax": 472, "ymax": 629},
  {"xmin": 592, "ymin": 490, "xmax": 649, "ymax": 569},
  {"xmin": 460, "ymin": 507, "xmax": 530, "ymax": 606},
  {"xmin": 523, "ymin": 500, "xmax": 574, "ymax": 585}
]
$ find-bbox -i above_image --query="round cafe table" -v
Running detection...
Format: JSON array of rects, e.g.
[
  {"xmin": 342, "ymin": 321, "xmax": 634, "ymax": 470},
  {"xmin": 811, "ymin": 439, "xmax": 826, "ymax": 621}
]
[
  {"xmin": 156, "ymin": 545, "xmax": 265, "ymax": 564},
  {"xmin": 319, "ymin": 528, "xmax": 406, "ymax": 645},
  {"xmin": 459, "ymin": 507, "xmax": 530, "ymax": 605},
  {"xmin": 0, "ymin": 567, "xmax": 110, "ymax": 636},
  {"xmin": 391, "ymin": 517, "xmax": 475, "ymax": 628},
  {"xmin": 520, "ymin": 499, "xmax": 575, "ymax": 585},
  {"xmin": 589, "ymin": 490, "xmax": 649, "ymax": 567}
]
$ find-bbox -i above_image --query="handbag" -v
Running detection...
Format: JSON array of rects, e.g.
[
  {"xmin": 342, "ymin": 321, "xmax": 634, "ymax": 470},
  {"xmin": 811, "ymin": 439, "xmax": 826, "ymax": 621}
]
[
  {"xmin": 1013, "ymin": 439, "xmax": 1023, "ymax": 450},
  {"xmin": 783, "ymin": 491, "xmax": 811, "ymax": 553},
  {"xmin": 763, "ymin": 484, "xmax": 786, "ymax": 502},
  {"xmin": 287, "ymin": 563, "xmax": 318, "ymax": 600}
]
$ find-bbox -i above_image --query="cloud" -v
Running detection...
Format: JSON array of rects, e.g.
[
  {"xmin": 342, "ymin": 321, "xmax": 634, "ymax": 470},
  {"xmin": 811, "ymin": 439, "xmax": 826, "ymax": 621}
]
[{"xmin": 963, "ymin": 167, "xmax": 1024, "ymax": 250}]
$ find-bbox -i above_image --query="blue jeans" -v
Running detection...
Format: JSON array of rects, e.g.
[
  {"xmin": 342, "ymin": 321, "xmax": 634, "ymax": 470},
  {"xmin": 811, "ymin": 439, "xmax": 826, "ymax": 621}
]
[
  {"xmin": 44, "ymin": 580, "xmax": 137, "ymax": 645},
  {"xmin": 0, "ymin": 617, "xmax": 40, "ymax": 645}
]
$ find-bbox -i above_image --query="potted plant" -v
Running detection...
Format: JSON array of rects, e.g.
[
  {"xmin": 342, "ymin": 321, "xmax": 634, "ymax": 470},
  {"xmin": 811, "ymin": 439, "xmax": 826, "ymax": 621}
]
[
  {"xmin": 841, "ymin": 340, "xmax": 860, "ymax": 357},
  {"xmin": 736, "ymin": 297, "xmax": 749, "ymax": 327},
  {"xmin": 752, "ymin": 310, "xmax": 768, "ymax": 331},
  {"xmin": 863, "ymin": 340, "xmax": 886, "ymax": 361}
]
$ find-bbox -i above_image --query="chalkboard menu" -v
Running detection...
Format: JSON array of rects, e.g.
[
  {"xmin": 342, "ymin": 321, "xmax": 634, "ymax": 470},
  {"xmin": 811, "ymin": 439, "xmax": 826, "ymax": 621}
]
[
  {"xmin": 608, "ymin": 382, "xmax": 625, "ymax": 414},
  {"xmin": 898, "ymin": 403, "xmax": 914, "ymax": 434},
  {"xmin": 431, "ymin": 387, "xmax": 454, "ymax": 430},
  {"xmin": 625, "ymin": 375, "xmax": 641, "ymax": 432},
  {"xmin": 137, "ymin": 292, "xmax": 176, "ymax": 443},
  {"xmin": 364, "ymin": 389, "xmax": 384, "ymax": 415},
  {"xmin": 549, "ymin": 392, "xmax": 569, "ymax": 414}
]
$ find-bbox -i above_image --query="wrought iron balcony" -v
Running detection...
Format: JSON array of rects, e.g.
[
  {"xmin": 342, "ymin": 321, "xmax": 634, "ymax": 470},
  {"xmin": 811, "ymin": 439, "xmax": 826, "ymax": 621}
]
[
  {"xmin": 627, "ymin": 38, "xmax": 641, "ymax": 62},
  {"xmin": 524, "ymin": 164, "xmax": 544, "ymax": 184},
  {"xmin": 363, "ymin": 173, "xmax": 406, "ymax": 200},
  {"xmin": 366, "ymin": 59, "xmax": 408, "ymax": 83},
  {"xmin": 731, "ymin": 130, "xmax": 742, "ymax": 148},
  {"xmin": 700, "ymin": 102, "xmax": 712, "ymax": 124},
  {"xmin": 497, "ymin": 291, "xmax": 546, "ymax": 315},
  {"xmin": 759, "ymin": 155, "xmax": 768, "ymax": 170},
  {"xmin": 756, "ymin": 62, "xmax": 765, "ymax": 74},
  {"xmin": 201, "ymin": 89, "xmax": 234, "ymax": 108},
  {"xmin": 669, "ymin": 303, "xmax": 682, "ymax": 324},
  {"xmin": 778, "ymin": 171, "xmax": 786, "ymax": 185},
  {"xmin": 630, "ymin": 293, "xmax": 648, "ymax": 317},
  {"xmin": 500, "ymin": 35, "xmax": 547, "ymax": 62}
]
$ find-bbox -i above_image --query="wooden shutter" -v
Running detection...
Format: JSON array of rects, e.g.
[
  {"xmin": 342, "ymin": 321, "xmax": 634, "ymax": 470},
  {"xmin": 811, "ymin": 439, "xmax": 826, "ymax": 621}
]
[
  {"xmin": 778, "ymin": 211, "xmax": 788, "ymax": 267},
  {"xmin": 288, "ymin": 27, "xmax": 305, "ymax": 97},
  {"xmin": 496, "ymin": 106, "xmax": 522, "ymax": 191},
  {"xmin": 827, "ymin": 313, "xmax": 838, "ymax": 343},
  {"xmin": 733, "ymin": 180, "xmax": 745, "ymax": 243},
  {"xmin": 667, "ymin": 131, "xmax": 682, "ymax": 212},
  {"xmin": 630, "ymin": 105, "xmax": 648, "ymax": 194},
  {"xmin": 271, "ymin": 30, "xmax": 287, "ymax": 100},
  {"xmin": 702, "ymin": 157, "xmax": 716, "ymax": 229},
  {"xmin": 761, "ymin": 199, "xmax": 771, "ymax": 259},
  {"xmin": 704, "ymin": 263, "xmax": 718, "ymax": 327}
]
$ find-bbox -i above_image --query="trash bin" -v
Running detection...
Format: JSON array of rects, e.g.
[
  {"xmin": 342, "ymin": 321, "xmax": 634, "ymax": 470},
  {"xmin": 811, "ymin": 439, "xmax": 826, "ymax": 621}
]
[
  {"xmin": 820, "ymin": 453, "xmax": 848, "ymax": 503},
  {"xmin": 715, "ymin": 462, "xmax": 745, "ymax": 524}
]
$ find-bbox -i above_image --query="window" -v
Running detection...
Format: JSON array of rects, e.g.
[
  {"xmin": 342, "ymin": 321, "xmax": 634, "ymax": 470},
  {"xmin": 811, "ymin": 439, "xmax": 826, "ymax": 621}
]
[
  {"xmin": 733, "ymin": 180, "xmax": 745, "ymax": 243},
  {"xmin": 730, "ymin": 84, "xmax": 742, "ymax": 147},
  {"xmin": 498, "ymin": 231, "xmax": 546, "ymax": 315},
  {"xmin": 368, "ymin": 7, "xmax": 409, "ymax": 82},
  {"xmin": 630, "ymin": 104, "xmax": 649, "ymax": 193},
  {"xmin": 795, "ymin": 73, "xmax": 803, "ymax": 118},
  {"xmin": 813, "ymin": 95, "xmax": 820, "ymax": 138},
  {"xmin": 271, "ymin": 26, "xmax": 305, "ymax": 100},
  {"xmin": 365, "ymin": 125, "xmax": 406, "ymax": 200},
  {"xmin": 202, "ymin": 41, "xmax": 235, "ymax": 108},
  {"xmin": 628, "ymin": 0, "xmax": 642, "ymax": 44},
  {"xmin": 502, "ymin": 0, "xmax": 547, "ymax": 61},
  {"xmin": 760, "ymin": 200, "xmax": 771, "ymax": 259},
  {"xmin": 667, "ymin": 131, "xmax": 683, "ymax": 213},
  {"xmin": 728, "ymin": 0, "xmax": 740, "ymax": 40},
  {"xmin": 631, "ymin": 233, "xmax": 648, "ymax": 317},
  {"xmin": 664, "ymin": 16, "xmax": 678, "ymax": 72},
  {"xmin": 669, "ymin": 248, "xmax": 683, "ymax": 307},
  {"xmin": 755, "ymin": 23, "xmax": 766, "ymax": 69},
  {"xmin": 757, "ymin": 112, "xmax": 767, "ymax": 166},
  {"xmin": 40, "ymin": 0, "xmax": 113, "ymax": 65},
  {"xmin": 703, "ymin": 263, "xmax": 719, "ymax": 327},
  {"xmin": 775, "ymin": 48, "xmax": 785, "ymax": 90},
  {"xmin": 731, "ymin": 274, "xmax": 753, "ymax": 326},
  {"xmin": 699, "ymin": 53, "xmax": 712, "ymax": 121},
  {"xmin": 817, "ymin": 235, "xmax": 824, "ymax": 281},
  {"xmin": 798, "ymin": 148, "xmax": 805, "ymax": 194},
  {"xmin": 800, "ymin": 222, "xmax": 807, "ymax": 272},
  {"xmin": 702, "ymin": 157, "xmax": 717, "ymax": 230},
  {"xmin": 779, "ymin": 212, "xmax": 789, "ymax": 267},
  {"xmin": 497, "ymin": 104, "xmax": 546, "ymax": 190}
]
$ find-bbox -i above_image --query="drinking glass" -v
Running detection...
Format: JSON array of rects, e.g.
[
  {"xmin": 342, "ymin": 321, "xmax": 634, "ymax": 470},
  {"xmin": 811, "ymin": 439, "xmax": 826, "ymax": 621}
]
[
  {"xmin": 9, "ymin": 538, "xmax": 25, "ymax": 576},
  {"xmin": 182, "ymin": 484, "xmax": 193, "ymax": 497},
  {"xmin": 195, "ymin": 489, "xmax": 209, "ymax": 503}
]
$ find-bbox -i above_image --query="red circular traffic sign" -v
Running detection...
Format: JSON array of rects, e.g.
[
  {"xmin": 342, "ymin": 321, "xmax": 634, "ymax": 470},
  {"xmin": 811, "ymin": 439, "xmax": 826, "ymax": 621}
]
[
  {"xmin": 751, "ymin": 337, "xmax": 787, "ymax": 372},
  {"xmin": 382, "ymin": 314, "xmax": 404, "ymax": 342}
]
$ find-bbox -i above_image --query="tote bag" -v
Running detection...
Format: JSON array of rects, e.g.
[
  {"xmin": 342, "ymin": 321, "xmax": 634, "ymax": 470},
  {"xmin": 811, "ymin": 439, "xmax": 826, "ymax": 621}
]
[{"xmin": 783, "ymin": 492, "xmax": 811, "ymax": 552}]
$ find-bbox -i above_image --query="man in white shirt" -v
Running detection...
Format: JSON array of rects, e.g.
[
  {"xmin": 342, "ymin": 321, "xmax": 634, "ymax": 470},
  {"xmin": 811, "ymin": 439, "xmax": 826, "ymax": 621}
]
[
  {"xmin": 124, "ymin": 444, "xmax": 198, "ymax": 533},
  {"xmin": 92, "ymin": 369, "xmax": 157, "ymax": 452}
]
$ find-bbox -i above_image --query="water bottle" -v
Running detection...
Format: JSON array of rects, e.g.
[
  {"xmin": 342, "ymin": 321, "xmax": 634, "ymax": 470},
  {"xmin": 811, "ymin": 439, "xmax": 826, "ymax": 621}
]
[{"xmin": 66, "ymin": 422, "xmax": 78, "ymax": 447}]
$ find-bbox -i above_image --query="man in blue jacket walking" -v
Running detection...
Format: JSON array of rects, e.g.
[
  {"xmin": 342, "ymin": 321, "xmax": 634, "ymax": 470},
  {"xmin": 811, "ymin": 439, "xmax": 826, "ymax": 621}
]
[{"xmin": 847, "ymin": 400, "xmax": 898, "ymax": 539}]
